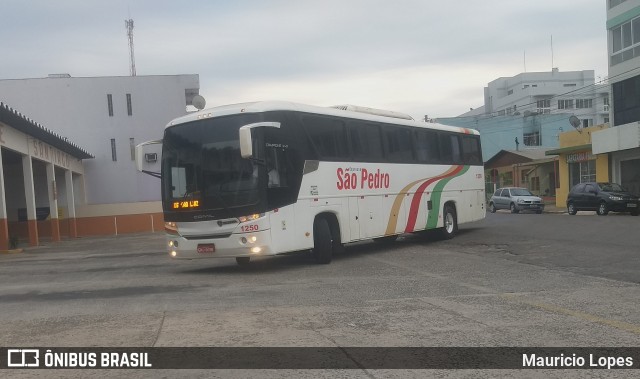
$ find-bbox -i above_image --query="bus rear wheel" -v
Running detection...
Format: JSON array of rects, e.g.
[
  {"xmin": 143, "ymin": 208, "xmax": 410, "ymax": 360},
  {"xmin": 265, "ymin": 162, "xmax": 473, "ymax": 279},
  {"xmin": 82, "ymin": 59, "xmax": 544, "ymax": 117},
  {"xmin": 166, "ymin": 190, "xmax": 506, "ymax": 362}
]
[
  {"xmin": 313, "ymin": 218, "xmax": 333, "ymax": 264},
  {"xmin": 439, "ymin": 204, "xmax": 458, "ymax": 240}
]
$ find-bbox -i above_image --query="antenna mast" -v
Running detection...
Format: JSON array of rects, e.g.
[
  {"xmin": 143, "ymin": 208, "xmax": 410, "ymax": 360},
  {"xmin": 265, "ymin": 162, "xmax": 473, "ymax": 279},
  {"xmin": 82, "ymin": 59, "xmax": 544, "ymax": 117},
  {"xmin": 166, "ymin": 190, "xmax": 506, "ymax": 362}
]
[{"xmin": 125, "ymin": 19, "xmax": 136, "ymax": 76}]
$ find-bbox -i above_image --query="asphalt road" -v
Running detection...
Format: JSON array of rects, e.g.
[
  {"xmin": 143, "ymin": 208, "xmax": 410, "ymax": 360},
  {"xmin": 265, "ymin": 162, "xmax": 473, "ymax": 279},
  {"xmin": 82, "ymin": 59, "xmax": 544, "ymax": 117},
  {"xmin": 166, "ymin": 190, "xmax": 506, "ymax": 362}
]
[{"xmin": 1, "ymin": 211, "xmax": 639, "ymax": 378}]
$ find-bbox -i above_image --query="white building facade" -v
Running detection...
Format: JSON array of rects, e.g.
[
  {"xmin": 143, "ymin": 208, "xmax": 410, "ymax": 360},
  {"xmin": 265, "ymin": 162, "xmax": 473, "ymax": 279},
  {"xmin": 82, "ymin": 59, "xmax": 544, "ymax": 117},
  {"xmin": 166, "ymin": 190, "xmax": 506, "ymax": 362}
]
[
  {"xmin": 0, "ymin": 74, "xmax": 200, "ymax": 238},
  {"xmin": 461, "ymin": 69, "xmax": 610, "ymax": 130},
  {"xmin": 592, "ymin": 0, "xmax": 640, "ymax": 195}
]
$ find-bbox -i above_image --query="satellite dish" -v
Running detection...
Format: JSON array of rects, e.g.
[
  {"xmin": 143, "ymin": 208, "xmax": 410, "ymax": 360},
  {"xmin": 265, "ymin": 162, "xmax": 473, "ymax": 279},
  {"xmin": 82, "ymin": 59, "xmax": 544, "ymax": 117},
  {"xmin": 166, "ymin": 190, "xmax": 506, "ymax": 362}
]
[
  {"xmin": 569, "ymin": 115, "xmax": 582, "ymax": 132},
  {"xmin": 192, "ymin": 95, "xmax": 206, "ymax": 110}
]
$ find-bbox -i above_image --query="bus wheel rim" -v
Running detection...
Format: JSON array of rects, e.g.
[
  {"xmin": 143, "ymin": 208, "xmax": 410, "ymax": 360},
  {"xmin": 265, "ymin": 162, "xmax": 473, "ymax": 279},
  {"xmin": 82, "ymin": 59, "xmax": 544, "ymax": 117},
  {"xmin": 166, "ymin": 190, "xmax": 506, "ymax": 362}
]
[{"xmin": 445, "ymin": 213, "xmax": 454, "ymax": 233}]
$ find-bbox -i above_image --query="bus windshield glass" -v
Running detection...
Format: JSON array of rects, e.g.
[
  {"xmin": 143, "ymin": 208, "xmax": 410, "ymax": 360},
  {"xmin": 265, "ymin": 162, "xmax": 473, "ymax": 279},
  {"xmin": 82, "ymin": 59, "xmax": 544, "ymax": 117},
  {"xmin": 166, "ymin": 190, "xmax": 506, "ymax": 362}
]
[{"xmin": 162, "ymin": 115, "xmax": 260, "ymax": 212}]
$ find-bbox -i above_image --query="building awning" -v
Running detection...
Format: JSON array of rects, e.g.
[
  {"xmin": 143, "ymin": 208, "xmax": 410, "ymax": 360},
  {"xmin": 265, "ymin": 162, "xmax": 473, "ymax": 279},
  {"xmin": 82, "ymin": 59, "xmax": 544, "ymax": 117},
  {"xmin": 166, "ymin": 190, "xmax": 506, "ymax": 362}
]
[
  {"xmin": 545, "ymin": 144, "xmax": 592, "ymax": 156},
  {"xmin": 0, "ymin": 102, "xmax": 93, "ymax": 159}
]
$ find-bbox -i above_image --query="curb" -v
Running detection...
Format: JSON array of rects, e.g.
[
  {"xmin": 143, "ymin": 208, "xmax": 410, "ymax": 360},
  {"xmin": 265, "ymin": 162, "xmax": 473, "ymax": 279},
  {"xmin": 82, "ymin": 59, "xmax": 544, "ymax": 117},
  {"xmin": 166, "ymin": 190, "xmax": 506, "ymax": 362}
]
[{"xmin": 0, "ymin": 248, "xmax": 23, "ymax": 254}]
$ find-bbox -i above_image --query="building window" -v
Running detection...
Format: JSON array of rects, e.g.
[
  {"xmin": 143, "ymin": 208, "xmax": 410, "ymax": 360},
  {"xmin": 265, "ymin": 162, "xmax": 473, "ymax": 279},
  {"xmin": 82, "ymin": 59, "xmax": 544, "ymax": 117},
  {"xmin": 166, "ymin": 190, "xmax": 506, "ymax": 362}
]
[
  {"xmin": 530, "ymin": 176, "xmax": 540, "ymax": 192},
  {"xmin": 126, "ymin": 93, "xmax": 133, "ymax": 116},
  {"xmin": 130, "ymin": 138, "xmax": 135, "ymax": 160},
  {"xmin": 582, "ymin": 119, "xmax": 593, "ymax": 128},
  {"xmin": 107, "ymin": 94, "xmax": 113, "ymax": 117},
  {"xmin": 610, "ymin": 16, "xmax": 640, "ymax": 66},
  {"xmin": 536, "ymin": 99, "xmax": 551, "ymax": 114},
  {"xmin": 576, "ymin": 99, "xmax": 593, "ymax": 109},
  {"xmin": 111, "ymin": 138, "xmax": 117, "ymax": 161},
  {"xmin": 569, "ymin": 160, "xmax": 596, "ymax": 188},
  {"xmin": 508, "ymin": 89, "xmax": 513, "ymax": 95},
  {"xmin": 610, "ymin": 0, "xmax": 627, "ymax": 9},
  {"xmin": 523, "ymin": 132, "xmax": 540, "ymax": 146},
  {"xmin": 563, "ymin": 83, "xmax": 577, "ymax": 87},
  {"xmin": 558, "ymin": 99, "xmax": 574, "ymax": 109},
  {"xmin": 613, "ymin": 74, "xmax": 640, "ymax": 126}
]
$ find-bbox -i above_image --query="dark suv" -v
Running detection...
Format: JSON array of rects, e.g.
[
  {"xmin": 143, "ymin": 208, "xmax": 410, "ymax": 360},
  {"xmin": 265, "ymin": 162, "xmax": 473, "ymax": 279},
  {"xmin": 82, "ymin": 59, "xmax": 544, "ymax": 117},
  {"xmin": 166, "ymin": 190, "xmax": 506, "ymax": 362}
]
[{"xmin": 566, "ymin": 182, "xmax": 639, "ymax": 216}]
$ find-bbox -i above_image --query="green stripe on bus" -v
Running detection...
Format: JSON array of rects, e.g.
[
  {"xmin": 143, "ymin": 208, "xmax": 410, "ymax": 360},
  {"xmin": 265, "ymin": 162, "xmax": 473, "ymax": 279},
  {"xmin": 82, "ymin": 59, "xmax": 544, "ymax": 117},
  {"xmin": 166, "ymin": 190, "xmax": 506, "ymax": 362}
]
[{"xmin": 425, "ymin": 165, "xmax": 470, "ymax": 229}]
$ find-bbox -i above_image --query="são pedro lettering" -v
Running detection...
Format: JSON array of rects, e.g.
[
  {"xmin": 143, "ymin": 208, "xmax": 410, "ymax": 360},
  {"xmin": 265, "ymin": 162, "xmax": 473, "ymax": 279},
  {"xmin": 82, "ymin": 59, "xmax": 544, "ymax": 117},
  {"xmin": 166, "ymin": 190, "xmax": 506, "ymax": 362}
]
[{"xmin": 336, "ymin": 168, "xmax": 390, "ymax": 190}]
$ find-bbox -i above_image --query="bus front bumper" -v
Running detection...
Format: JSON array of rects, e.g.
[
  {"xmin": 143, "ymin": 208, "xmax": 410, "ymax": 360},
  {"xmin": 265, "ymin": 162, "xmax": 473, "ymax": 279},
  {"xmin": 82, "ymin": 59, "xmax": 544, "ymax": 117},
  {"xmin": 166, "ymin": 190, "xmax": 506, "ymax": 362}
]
[{"xmin": 166, "ymin": 229, "xmax": 274, "ymax": 259}]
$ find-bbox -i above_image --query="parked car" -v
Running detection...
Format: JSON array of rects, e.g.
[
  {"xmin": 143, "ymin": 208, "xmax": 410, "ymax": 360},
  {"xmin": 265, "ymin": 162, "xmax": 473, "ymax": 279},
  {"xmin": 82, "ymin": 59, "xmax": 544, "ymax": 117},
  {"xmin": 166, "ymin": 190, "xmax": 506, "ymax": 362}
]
[
  {"xmin": 566, "ymin": 182, "xmax": 640, "ymax": 216},
  {"xmin": 488, "ymin": 187, "xmax": 545, "ymax": 214}
]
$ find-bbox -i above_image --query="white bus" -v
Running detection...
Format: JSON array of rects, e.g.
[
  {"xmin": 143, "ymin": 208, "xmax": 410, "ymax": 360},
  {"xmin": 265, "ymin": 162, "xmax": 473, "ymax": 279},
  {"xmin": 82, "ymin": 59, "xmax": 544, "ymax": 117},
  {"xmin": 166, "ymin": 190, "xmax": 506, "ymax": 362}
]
[{"xmin": 139, "ymin": 101, "xmax": 485, "ymax": 265}]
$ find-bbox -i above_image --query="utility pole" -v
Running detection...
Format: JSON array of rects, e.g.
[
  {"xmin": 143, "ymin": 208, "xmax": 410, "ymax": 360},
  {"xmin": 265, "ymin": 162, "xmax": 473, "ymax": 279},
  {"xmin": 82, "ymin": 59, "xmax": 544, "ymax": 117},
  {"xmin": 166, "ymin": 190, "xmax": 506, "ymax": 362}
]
[{"xmin": 125, "ymin": 19, "xmax": 136, "ymax": 76}]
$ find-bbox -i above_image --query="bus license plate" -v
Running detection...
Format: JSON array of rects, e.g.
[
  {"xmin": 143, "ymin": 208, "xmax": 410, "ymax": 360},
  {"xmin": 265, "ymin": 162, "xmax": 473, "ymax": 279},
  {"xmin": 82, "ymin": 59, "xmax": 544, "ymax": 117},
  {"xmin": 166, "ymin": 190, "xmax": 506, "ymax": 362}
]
[{"xmin": 197, "ymin": 244, "xmax": 215, "ymax": 254}]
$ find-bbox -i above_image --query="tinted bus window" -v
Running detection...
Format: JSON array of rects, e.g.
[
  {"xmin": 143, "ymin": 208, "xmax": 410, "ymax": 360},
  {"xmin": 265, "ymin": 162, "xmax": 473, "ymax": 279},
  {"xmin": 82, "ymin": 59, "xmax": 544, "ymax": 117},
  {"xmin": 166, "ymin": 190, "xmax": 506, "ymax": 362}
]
[
  {"xmin": 462, "ymin": 136, "xmax": 482, "ymax": 165},
  {"xmin": 439, "ymin": 133, "xmax": 463, "ymax": 164},
  {"xmin": 450, "ymin": 135, "xmax": 462, "ymax": 164},
  {"xmin": 439, "ymin": 133, "xmax": 453, "ymax": 163},
  {"xmin": 303, "ymin": 116, "xmax": 348, "ymax": 160},
  {"xmin": 414, "ymin": 129, "xmax": 440, "ymax": 163},
  {"xmin": 349, "ymin": 121, "xmax": 384, "ymax": 161},
  {"xmin": 382, "ymin": 125, "xmax": 413, "ymax": 162}
]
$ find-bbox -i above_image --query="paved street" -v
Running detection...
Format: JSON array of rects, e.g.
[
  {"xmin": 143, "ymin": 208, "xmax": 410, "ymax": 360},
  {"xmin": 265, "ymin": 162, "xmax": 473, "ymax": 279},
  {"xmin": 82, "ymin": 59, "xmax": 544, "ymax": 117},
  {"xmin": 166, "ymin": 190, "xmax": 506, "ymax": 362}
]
[{"xmin": 1, "ymin": 211, "xmax": 639, "ymax": 378}]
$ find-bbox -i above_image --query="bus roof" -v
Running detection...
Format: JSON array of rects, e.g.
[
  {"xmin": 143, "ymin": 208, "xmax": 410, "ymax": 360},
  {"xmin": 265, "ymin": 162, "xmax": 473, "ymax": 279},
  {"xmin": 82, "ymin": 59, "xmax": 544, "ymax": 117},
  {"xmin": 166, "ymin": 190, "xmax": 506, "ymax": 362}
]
[{"xmin": 167, "ymin": 101, "xmax": 479, "ymax": 135}]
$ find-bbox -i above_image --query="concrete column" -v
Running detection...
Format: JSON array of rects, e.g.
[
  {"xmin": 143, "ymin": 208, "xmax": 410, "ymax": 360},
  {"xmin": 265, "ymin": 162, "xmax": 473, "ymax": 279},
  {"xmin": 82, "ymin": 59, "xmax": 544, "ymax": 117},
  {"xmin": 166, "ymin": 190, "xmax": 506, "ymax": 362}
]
[
  {"xmin": 46, "ymin": 162, "xmax": 60, "ymax": 242},
  {"xmin": 65, "ymin": 169, "xmax": 77, "ymax": 238},
  {"xmin": 22, "ymin": 155, "xmax": 38, "ymax": 246},
  {"xmin": 0, "ymin": 149, "xmax": 8, "ymax": 250}
]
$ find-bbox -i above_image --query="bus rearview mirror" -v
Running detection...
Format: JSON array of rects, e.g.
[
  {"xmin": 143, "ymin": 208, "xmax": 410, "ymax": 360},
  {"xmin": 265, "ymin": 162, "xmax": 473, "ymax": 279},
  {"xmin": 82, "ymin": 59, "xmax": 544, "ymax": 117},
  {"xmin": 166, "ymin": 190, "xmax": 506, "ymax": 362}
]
[
  {"xmin": 135, "ymin": 140, "xmax": 162, "ymax": 177},
  {"xmin": 239, "ymin": 122, "xmax": 281, "ymax": 159}
]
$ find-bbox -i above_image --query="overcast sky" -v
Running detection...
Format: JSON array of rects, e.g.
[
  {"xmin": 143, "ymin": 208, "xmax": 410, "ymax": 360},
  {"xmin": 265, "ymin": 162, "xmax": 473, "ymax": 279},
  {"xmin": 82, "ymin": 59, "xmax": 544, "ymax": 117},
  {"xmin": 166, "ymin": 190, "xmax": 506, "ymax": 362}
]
[{"xmin": 0, "ymin": 0, "xmax": 608, "ymax": 119}]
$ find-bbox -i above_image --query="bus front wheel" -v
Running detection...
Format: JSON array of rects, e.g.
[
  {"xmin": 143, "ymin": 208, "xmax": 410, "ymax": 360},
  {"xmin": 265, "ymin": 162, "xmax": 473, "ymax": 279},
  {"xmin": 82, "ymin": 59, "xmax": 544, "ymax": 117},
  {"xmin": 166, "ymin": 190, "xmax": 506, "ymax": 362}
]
[{"xmin": 313, "ymin": 218, "xmax": 333, "ymax": 264}]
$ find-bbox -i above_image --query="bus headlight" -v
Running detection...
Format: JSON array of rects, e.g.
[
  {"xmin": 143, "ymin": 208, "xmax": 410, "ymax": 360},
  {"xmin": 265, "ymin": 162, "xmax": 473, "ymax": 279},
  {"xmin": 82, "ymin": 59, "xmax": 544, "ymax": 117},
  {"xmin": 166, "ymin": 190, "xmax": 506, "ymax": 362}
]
[
  {"xmin": 165, "ymin": 222, "xmax": 179, "ymax": 235},
  {"xmin": 240, "ymin": 236, "xmax": 257, "ymax": 245},
  {"xmin": 238, "ymin": 213, "xmax": 264, "ymax": 223}
]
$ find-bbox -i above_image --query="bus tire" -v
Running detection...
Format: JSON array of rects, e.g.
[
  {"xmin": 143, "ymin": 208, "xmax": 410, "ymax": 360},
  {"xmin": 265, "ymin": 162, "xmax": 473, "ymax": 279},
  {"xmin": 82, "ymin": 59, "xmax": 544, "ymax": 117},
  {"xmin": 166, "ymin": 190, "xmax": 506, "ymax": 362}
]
[
  {"xmin": 313, "ymin": 218, "xmax": 333, "ymax": 264},
  {"xmin": 236, "ymin": 257, "xmax": 250, "ymax": 266},
  {"xmin": 439, "ymin": 204, "xmax": 458, "ymax": 240}
]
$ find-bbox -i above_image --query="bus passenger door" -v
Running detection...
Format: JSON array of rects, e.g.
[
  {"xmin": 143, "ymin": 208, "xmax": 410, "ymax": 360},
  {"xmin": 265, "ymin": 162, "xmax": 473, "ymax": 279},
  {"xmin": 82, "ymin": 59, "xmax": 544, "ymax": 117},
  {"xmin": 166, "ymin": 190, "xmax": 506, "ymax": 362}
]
[{"xmin": 358, "ymin": 195, "xmax": 385, "ymax": 239}]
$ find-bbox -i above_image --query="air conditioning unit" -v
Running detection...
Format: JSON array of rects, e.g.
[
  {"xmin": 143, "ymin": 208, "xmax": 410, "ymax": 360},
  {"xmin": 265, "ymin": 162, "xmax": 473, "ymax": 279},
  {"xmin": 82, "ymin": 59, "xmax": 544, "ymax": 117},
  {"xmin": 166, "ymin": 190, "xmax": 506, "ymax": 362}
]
[{"xmin": 145, "ymin": 153, "xmax": 157, "ymax": 163}]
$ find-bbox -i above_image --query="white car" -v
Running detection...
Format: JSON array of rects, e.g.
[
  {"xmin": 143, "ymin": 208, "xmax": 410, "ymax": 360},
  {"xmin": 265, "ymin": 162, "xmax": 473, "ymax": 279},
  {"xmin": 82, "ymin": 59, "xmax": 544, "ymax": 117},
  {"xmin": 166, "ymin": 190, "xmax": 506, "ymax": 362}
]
[{"xmin": 488, "ymin": 187, "xmax": 545, "ymax": 214}]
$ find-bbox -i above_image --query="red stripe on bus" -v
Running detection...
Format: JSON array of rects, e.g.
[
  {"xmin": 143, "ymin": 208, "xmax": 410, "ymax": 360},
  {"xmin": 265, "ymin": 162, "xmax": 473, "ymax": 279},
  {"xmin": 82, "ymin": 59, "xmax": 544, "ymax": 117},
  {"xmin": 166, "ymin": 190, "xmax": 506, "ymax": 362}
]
[{"xmin": 404, "ymin": 165, "xmax": 464, "ymax": 233}]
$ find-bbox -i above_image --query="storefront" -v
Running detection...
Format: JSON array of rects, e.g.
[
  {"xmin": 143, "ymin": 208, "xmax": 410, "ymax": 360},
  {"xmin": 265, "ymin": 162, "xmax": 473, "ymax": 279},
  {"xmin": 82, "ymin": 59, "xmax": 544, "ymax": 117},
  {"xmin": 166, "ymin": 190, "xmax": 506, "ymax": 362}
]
[
  {"xmin": 546, "ymin": 125, "xmax": 610, "ymax": 208},
  {"xmin": 593, "ymin": 122, "xmax": 640, "ymax": 196}
]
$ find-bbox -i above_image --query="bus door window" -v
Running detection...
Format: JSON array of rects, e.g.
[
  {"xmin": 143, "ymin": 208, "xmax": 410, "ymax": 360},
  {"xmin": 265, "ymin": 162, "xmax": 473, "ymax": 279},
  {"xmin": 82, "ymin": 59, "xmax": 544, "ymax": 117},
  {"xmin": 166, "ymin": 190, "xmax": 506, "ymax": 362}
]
[{"xmin": 266, "ymin": 145, "xmax": 286, "ymax": 188}]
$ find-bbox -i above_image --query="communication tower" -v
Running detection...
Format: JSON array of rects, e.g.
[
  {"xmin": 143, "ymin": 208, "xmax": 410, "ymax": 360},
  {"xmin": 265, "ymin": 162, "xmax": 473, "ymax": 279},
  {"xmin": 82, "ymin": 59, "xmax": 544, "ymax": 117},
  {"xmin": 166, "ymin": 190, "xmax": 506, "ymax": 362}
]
[{"xmin": 125, "ymin": 19, "xmax": 136, "ymax": 76}]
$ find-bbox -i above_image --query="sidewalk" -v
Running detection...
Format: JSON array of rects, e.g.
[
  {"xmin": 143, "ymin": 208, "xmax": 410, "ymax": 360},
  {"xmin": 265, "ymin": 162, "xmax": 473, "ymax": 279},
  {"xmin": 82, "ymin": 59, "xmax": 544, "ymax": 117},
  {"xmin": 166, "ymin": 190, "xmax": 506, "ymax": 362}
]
[
  {"xmin": 542, "ymin": 197, "xmax": 565, "ymax": 214},
  {"xmin": 543, "ymin": 203, "xmax": 566, "ymax": 214}
]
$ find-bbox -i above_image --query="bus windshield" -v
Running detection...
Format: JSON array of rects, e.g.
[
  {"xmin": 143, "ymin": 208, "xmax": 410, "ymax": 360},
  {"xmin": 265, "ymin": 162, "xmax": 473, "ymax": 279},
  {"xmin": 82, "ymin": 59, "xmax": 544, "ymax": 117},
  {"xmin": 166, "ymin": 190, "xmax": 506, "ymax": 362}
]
[{"xmin": 162, "ymin": 115, "xmax": 260, "ymax": 212}]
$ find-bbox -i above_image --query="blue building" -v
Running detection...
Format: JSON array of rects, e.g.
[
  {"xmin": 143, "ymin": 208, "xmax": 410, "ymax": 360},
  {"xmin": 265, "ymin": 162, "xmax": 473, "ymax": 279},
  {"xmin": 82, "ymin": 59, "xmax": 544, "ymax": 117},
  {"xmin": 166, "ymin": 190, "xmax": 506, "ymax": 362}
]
[{"xmin": 437, "ymin": 113, "xmax": 571, "ymax": 162}]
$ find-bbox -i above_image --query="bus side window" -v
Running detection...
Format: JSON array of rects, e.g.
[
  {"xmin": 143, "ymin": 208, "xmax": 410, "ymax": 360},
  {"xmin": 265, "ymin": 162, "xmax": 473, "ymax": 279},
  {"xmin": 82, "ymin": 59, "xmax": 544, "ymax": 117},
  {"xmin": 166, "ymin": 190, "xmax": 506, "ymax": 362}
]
[
  {"xmin": 303, "ymin": 116, "xmax": 348, "ymax": 160},
  {"xmin": 349, "ymin": 121, "xmax": 383, "ymax": 162},
  {"xmin": 382, "ymin": 125, "xmax": 413, "ymax": 163},
  {"xmin": 450, "ymin": 135, "xmax": 462, "ymax": 164},
  {"xmin": 414, "ymin": 129, "xmax": 440, "ymax": 164},
  {"xmin": 439, "ymin": 133, "xmax": 453, "ymax": 164},
  {"xmin": 462, "ymin": 136, "xmax": 482, "ymax": 165}
]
